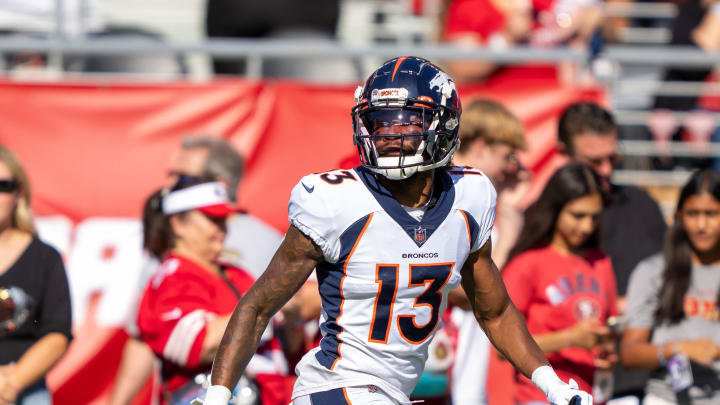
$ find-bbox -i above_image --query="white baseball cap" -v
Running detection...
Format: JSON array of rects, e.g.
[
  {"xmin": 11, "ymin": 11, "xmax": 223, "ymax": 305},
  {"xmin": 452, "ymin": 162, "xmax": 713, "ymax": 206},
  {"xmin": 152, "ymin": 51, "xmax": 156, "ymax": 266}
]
[{"xmin": 162, "ymin": 182, "xmax": 240, "ymax": 218}]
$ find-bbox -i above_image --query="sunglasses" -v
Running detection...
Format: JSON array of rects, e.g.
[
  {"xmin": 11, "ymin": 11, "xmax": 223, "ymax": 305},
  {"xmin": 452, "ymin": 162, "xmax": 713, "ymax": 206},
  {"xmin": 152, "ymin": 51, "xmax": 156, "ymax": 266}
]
[
  {"xmin": 583, "ymin": 153, "xmax": 621, "ymax": 168},
  {"xmin": 0, "ymin": 179, "xmax": 18, "ymax": 193},
  {"xmin": 169, "ymin": 174, "xmax": 211, "ymax": 190}
]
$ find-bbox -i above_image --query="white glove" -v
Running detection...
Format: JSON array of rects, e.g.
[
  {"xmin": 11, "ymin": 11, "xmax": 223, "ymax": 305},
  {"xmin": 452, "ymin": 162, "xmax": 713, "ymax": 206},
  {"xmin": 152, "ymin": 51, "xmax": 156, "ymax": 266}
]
[
  {"xmin": 198, "ymin": 385, "xmax": 232, "ymax": 405},
  {"xmin": 532, "ymin": 366, "xmax": 593, "ymax": 405},
  {"xmin": 547, "ymin": 378, "xmax": 593, "ymax": 405}
]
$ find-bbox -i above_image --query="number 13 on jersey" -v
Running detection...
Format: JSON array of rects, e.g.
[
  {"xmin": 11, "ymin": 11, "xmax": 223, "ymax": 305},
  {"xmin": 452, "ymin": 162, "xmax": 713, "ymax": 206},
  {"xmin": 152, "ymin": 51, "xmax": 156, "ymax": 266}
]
[{"xmin": 368, "ymin": 262, "xmax": 454, "ymax": 345}]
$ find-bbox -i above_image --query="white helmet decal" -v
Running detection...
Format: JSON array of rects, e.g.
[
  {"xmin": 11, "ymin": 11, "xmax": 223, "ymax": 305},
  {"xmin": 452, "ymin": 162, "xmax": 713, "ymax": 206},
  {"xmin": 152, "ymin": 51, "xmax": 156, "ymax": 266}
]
[{"xmin": 429, "ymin": 71, "xmax": 456, "ymax": 95}]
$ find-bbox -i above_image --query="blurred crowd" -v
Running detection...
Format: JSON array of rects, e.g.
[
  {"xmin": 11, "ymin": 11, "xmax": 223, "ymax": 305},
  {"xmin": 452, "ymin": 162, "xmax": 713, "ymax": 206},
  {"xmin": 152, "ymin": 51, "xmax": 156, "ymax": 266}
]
[{"xmin": 0, "ymin": 1, "xmax": 719, "ymax": 405}]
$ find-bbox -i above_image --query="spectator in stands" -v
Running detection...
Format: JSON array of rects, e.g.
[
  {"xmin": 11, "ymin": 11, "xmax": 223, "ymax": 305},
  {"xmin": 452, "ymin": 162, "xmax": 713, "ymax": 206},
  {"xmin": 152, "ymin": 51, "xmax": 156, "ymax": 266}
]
[
  {"xmin": 559, "ymin": 101, "xmax": 668, "ymax": 400},
  {"xmin": 452, "ymin": 98, "xmax": 529, "ymax": 268},
  {"xmin": 530, "ymin": 0, "xmax": 604, "ymax": 49},
  {"xmin": 0, "ymin": 145, "xmax": 72, "ymax": 405},
  {"xmin": 441, "ymin": 0, "xmax": 533, "ymax": 83},
  {"xmin": 205, "ymin": 0, "xmax": 356, "ymax": 82},
  {"xmin": 621, "ymin": 168, "xmax": 720, "ymax": 405},
  {"xmin": 109, "ymin": 136, "xmax": 310, "ymax": 405},
  {"xmin": 136, "ymin": 179, "xmax": 290, "ymax": 404},
  {"xmin": 532, "ymin": 0, "xmax": 604, "ymax": 84},
  {"xmin": 559, "ymin": 102, "xmax": 667, "ymax": 308},
  {"xmin": 444, "ymin": 99, "xmax": 528, "ymax": 404},
  {"xmin": 164, "ymin": 137, "xmax": 281, "ymax": 279},
  {"xmin": 441, "ymin": 0, "xmax": 603, "ymax": 84},
  {"xmin": 503, "ymin": 162, "xmax": 618, "ymax": 405}
]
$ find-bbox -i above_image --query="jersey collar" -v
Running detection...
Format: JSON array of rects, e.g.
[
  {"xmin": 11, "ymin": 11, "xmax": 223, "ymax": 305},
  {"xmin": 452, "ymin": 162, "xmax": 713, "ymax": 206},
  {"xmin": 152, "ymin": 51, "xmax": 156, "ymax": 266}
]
[{"xmin": 355, "ymin": 166, "xmax": 455, "ymax": 247}]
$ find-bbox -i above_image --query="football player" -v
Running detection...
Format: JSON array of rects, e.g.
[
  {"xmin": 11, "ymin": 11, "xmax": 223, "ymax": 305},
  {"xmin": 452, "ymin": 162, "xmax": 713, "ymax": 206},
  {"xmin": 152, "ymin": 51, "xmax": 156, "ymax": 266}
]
[{"xmin": 201, "ymin": 56, "xmax": 592, "ymax": 405}]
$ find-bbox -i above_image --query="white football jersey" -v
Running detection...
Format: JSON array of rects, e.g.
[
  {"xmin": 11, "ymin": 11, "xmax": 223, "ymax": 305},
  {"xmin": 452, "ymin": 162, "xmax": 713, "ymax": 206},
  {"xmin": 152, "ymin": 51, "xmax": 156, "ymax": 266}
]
[{"xmin": 289, "ymin": 166, "xmax": 496, "ymax": 404}]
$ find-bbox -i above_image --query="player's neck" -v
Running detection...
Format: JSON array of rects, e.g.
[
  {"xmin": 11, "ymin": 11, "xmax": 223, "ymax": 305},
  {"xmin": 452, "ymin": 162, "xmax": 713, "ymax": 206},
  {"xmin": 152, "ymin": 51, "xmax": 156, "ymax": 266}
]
[{"xmin": 376, "ymin": 170, "xmax": 435, "ymax": 208}]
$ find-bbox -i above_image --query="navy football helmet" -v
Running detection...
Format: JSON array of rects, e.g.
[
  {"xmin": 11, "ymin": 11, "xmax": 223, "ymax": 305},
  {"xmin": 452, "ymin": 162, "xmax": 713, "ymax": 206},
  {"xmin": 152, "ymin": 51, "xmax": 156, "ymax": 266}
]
[{"xmin": 352, "ymin": 56, "xmax": 462, "ymax": 180}]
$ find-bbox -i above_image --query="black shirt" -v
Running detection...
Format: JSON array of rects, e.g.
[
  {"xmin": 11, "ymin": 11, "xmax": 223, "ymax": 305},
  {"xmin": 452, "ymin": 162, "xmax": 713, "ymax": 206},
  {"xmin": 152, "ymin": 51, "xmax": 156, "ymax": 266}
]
[
  {"xmin": 602, "ymin": 186, "xmax": 667, "ymax": 397},
  {"xmin": 0, "ymin": 237, "xmax": 72, "ymax": 365},
  {"xmin": 600, "ymin": 185, "xmax": 667, "ymax": 296}
]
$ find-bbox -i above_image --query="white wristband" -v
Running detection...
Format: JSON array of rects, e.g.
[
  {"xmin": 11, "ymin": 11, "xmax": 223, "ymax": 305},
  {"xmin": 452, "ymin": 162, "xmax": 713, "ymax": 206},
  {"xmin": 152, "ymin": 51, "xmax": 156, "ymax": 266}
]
[
  {"xmin": 204, "ymin": 385, "xmax": 232, "ymax": 405},
  {"xmin": 531, "ymin": 365, "xmax": 564, "ymax": 396}
]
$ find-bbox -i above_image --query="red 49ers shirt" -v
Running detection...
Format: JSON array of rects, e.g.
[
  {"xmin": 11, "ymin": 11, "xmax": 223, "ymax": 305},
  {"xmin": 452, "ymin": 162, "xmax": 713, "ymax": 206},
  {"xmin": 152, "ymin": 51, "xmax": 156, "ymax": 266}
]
[
  {"xmin": 137, "ymin": 253, "xmax": 287, "ymax": 396},
  {"xmin": 502, "ymin": 246, "xmax": 618, "ymax": 403}
]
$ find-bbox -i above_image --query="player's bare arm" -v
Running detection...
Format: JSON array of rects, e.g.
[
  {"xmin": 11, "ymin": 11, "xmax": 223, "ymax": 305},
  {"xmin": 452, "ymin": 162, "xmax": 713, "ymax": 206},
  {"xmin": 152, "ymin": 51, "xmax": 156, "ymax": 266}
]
[
  {"xmin": 460, "ymin": 239, "xmax": 592, "ymax": 404},
  {"xmin": 460, "ymin": 238, "xmax": 549, "ymax": 378},
  {"xmin": 209, "ymin": 225, "xmax": 323, "ymax": 390}
]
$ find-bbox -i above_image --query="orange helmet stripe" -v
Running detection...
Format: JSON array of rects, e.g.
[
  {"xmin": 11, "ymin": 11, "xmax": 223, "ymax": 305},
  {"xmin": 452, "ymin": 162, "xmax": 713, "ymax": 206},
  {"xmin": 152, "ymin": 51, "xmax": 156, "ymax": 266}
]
[{"xmin": 391, "ymin": 56, "xmax": 408, "ymax": 82}]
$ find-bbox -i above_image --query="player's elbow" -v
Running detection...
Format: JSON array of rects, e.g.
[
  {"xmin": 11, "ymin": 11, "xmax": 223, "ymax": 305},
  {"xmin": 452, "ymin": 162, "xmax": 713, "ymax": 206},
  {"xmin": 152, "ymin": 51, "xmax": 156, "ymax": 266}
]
[
  {"xmin": 479, "ymin": 301, "xmax": 521, "ymax": 338},
  {"xmin": 478, "ymin": 294, "xmax": 512, "ymax": 323},
  {"xmin": 240, "ymin": 301, "xmax": 276, "ymax": 341},
  {"xmin": 249, "ymin": 296, "xmax": 279, "ymax": 325}
]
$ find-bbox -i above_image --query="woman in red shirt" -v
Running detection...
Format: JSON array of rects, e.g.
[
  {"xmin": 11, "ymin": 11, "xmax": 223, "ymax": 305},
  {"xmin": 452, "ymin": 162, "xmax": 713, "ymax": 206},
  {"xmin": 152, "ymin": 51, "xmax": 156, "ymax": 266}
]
[
  {"xmin": 136, "ymin": 180, "xmax": 297, "ymax": 405},
  {"xmin": 503, "ymin": 162, "xmax": 618, "ymax": 404}
]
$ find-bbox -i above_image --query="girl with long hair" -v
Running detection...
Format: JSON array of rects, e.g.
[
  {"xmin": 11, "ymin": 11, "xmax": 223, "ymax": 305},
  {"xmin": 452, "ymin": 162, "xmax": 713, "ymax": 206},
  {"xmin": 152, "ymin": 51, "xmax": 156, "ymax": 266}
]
[
  {"xmin": 0, "ymin": 145, "xmax": 72, "ymax": 405},
  {"xmin": 621, "ymin": 169, "xmax": 720, "ymax": 405},
  {"xmin": 503, "ymin": 162, "xmax": 618, "ymax": 404}
]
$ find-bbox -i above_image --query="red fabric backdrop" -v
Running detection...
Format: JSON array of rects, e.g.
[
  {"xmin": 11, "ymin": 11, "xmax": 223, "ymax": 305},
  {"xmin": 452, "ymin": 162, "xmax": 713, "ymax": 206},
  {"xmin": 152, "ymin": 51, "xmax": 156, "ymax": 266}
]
[{"xmin": 0, "ymin": 78, "xmax": 605, "ymax": 404}]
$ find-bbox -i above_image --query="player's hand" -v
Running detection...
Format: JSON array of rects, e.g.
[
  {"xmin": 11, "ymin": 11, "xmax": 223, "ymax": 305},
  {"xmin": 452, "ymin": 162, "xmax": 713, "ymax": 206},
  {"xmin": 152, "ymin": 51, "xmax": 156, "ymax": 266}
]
[{"xmin": 547, "ymin": 378, "xmax": 593, "ymax": 405}]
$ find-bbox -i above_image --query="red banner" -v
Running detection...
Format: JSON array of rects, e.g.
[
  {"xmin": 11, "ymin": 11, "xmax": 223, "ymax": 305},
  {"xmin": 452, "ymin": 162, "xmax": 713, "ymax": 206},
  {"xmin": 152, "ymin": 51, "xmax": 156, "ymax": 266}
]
[{"xmin": 0, "ymin": 78, "xmax": 605, "ymax": 404}]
